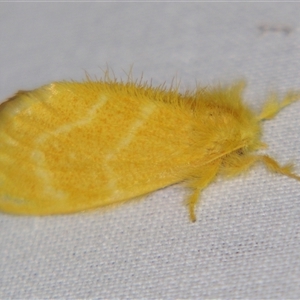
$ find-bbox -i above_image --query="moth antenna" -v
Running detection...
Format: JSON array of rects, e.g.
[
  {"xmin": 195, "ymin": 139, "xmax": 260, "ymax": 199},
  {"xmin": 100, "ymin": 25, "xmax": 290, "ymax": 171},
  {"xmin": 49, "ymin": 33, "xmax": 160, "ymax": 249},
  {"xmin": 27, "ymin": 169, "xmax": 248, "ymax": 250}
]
[
  {"xmin": 258, "ymin": 91, "xmax": 300, "ymax": 121},
  {"xmin": 258, "ymin": 155, "xmax": 300, "ymax": 181}
]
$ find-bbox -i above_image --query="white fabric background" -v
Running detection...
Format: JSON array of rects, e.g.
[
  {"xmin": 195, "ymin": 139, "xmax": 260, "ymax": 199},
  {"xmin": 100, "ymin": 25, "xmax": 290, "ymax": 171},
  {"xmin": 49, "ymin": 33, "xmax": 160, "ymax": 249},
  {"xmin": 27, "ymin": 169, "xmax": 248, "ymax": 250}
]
[{"xmin": 1, "ymin": 2, "xmax": 300, "ymax": 299}]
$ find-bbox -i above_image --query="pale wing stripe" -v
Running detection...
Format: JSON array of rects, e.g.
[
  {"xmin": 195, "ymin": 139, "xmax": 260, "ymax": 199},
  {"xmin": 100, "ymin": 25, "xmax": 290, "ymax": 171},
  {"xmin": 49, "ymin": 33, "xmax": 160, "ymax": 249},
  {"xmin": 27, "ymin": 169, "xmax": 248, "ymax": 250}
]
[
  {"xmin": 31, "ymin": 94, "xmax": 109, "ymax": 199},
  {"xmin": 36, "ymin": 95, "xmax": 108, "ymax": 143},
  {"xmin": 116, "ymin": 102, "xmax": 157, "ymax": 151},
  {"xmin": 104, "ymin": 102, "xmax": 157, "ymax": 197}
]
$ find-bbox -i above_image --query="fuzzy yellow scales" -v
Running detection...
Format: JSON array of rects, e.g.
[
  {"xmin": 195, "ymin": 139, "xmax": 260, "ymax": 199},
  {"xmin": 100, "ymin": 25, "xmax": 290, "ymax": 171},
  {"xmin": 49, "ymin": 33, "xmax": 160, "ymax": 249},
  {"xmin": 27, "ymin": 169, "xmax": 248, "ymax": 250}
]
[{"xmin": 0, "ymin": 78, "xmax": 299, "ymax": 221}]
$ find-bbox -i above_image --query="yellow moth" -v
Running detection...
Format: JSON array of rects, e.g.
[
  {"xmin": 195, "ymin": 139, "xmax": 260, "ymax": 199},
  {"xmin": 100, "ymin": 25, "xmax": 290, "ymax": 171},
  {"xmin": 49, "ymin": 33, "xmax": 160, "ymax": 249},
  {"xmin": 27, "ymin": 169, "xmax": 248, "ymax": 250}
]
[{"xmin": 0, "ymin": 75, "xmax": 299, "ymax": 221}]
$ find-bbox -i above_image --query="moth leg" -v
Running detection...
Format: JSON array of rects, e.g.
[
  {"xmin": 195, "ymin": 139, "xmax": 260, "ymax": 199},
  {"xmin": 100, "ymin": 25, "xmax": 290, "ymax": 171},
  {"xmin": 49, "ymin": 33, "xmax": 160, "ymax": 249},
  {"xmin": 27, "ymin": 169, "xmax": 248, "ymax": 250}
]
[
  {"xmin": 187, "ymin": 161, "xmax": 220, "ymax": 222},
  {"xmin": 258, "ymin": 155, "xmax": 300, "ymax": 181},
  {"xmin": 187, "ymin": 188, "xmax": 201, "ymax": 223}
]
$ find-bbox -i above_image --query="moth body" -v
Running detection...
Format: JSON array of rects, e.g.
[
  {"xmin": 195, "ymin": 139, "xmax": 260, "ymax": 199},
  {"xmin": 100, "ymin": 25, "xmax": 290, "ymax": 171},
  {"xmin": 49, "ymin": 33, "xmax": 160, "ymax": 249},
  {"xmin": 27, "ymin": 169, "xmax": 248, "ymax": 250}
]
[{"xmin": 0, "ymin": 77, "xmax": 299, "ymax": 221}]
